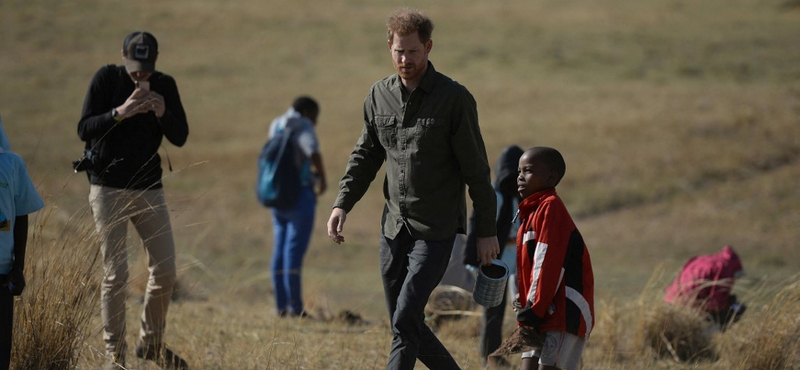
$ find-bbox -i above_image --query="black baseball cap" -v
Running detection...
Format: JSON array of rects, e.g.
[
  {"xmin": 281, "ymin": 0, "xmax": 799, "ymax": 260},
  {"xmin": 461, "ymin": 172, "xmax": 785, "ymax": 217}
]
[{"xmin": 123, "ymin": 31, "xmax": 158, "ymax": 73}]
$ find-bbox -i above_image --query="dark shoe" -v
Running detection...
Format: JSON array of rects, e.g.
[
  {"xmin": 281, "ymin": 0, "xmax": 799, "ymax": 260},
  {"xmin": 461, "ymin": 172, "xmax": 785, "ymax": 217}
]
[
  {"xmin": 104, "ymin": 353, "xmax": 125, "ymax": 370},
  {"xmin": 135, "ymin": 343, "xmax": 189, "ymax": 370}
]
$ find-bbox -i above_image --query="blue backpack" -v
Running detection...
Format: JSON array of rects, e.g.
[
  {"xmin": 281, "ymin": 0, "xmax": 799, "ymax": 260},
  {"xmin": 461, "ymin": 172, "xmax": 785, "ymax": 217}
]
[{"xmin": 256, "ymin": 126, "xmax": 301, "ymax": 208}]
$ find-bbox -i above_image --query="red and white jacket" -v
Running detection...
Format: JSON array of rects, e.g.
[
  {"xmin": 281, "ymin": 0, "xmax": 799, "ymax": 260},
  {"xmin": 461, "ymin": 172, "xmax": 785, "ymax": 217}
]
[{"xmin": 515, "ymin": 189, "xmax": 594, "ymax": 339}]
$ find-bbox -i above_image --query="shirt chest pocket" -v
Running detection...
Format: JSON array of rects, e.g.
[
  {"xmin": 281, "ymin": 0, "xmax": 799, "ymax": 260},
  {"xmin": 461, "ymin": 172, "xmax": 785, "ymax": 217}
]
[
  {"xmin": 375, "ymin": 116, "xmax": 397, "ymax": 148},
  {"xmin": 415, "ymin": 117, "xmax": 450, "ymax": 149}
]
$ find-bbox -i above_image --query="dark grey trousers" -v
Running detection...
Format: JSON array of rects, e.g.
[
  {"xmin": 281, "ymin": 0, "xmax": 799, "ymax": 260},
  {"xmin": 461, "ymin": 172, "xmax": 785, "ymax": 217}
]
[{"xmin": 380, "ymin": 228, "xmax": 460, "ymax": 370}]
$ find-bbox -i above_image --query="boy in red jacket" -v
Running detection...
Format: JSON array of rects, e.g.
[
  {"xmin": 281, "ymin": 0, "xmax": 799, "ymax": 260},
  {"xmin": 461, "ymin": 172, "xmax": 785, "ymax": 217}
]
[{"xmin": 513, "ymin": 147, "xmax": 594, "ymax": 370}]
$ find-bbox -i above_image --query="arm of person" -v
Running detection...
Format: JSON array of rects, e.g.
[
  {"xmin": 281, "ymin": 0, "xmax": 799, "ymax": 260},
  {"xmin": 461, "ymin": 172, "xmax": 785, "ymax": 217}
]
[
  {"xmin": 463, "ymin": 210, "xmax": 479, "ymax": 267},
  {"xmin": 449, "ymin": 87, "xmax": 498, "ymax": 263},
  {"xmin": 296, "ymin": 125, "xmax": 326, "ymax": 195},
  {"xmin": 8, "ymin": 158, "xmax": 45, "ymax": 296},
  {"xmin": 8, "ymin": 215, "xmax": 28, "ymax": 295},
  {"xmin": 151, "ymin": 75, "xmax": 189, "ymax": 147},
  {"xmin": 310, "ymin": 152, "xmax": 327, "ymax": 195},
  {"xmin": 78, "ymin": 66, "xmax": 125, "ymax": 141},
  {"xmin": 332, "ymin": 93, "xmax": 386, "ymax": 214},
  {"xmin": 329, "ymin": 93, "xmax": 386, "ymax": 243}
]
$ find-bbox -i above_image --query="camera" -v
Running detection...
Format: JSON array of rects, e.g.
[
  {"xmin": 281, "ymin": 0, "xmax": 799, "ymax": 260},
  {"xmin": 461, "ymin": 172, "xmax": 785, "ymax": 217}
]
[{"xmin": 72, "ymin": 149, "xmax": 98, "ymax": 173}]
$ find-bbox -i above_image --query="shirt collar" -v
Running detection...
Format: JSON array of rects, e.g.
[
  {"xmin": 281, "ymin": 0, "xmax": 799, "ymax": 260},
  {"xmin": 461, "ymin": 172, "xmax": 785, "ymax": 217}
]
[
  {"xmin": 417, "ymin": 61, "xmax": 437, "ymax": 93},
  {"xmin": 390, "ymin": 61, "xmax": 437, "ymax": 94},
  {"xmin": 518, "ymin": 188, "xmax": 557, "ymax": 219}
]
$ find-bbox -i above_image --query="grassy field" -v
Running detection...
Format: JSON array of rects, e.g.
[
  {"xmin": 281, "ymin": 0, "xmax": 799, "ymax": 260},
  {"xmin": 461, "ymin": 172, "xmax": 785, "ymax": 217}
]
[{"xmin": 1, "ymin": 0, "xmax": 799, "ymax": 368}]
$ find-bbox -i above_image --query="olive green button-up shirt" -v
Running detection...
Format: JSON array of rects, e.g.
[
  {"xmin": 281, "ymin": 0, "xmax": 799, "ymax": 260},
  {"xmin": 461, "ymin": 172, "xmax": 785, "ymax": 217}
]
[{"xmin": 334, "ymin": 62, "xmax": 497, "ymax": 241}]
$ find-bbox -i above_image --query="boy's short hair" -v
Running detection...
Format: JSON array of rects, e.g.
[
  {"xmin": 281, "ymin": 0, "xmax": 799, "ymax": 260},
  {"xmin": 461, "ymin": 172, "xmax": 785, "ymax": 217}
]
[
  {"xmin": 531, "ymin": 147, "xmax": 566, "ymax": 187},
  {"xmin": 387, "ymin": 8, "xmax": 434, "ymax": 43},
  {"xmin": 292, "ymin": 96, "xmax": 319, "ymax": 116}
]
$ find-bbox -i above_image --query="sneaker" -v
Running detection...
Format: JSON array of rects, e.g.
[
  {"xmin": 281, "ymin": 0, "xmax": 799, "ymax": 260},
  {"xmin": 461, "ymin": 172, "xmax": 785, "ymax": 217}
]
[
  {"xmin": 135, "ymin": 343, "xmax": 189, "ymax": 370},
  {"xmin": 104, "ymin": 353, "xmax": 125, "ymax": 370}
]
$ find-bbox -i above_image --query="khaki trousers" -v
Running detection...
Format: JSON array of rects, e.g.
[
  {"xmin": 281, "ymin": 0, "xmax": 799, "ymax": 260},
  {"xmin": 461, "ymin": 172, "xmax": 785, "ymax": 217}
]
[{"xmin": 89, "ymin": 185, "xmax": 176, "ymax": 356}]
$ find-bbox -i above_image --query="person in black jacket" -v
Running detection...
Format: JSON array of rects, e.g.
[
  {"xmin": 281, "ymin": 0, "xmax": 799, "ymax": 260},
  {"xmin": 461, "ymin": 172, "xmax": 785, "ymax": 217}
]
[
  {"xmin": 464, "ymin": 145, "xmax": 524, "ymax": 368},
  {"xmin": 77, "ymin": 31, "xmax": 188, "ymax": 370}
]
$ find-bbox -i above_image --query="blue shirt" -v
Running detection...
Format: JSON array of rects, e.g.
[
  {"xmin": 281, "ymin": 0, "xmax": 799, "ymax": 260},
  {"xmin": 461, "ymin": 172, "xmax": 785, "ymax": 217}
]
[{"xmin": 0, "ymin": 119, "xmax": 45, "ymax": 274}]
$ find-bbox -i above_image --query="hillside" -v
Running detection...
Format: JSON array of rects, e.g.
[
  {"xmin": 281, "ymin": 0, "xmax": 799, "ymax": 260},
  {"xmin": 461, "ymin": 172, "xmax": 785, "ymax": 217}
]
[{"xmin": 1, "ymin": 0, "xmax": 798, "ymax": 368}]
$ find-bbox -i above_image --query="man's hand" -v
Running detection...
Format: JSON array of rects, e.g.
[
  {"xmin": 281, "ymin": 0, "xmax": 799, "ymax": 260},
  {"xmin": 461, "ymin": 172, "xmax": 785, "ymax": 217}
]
[
  {"xmin": 117, "ymin": 89, "xmax": 165, "ymax": 119},
  {"xmin": 476, "ymin": 236, "xmax": 500, "ymax": 266},
  {"xmin": 117, "ymin": 88, "xmax": 151, "ymax": 118},
  {"xmin": 146, "ymin": 91, "xmax": 166, "ymax": 118},
  {"xmin": 327, "ymin": 208, "xmax": 347, "ymax": 244}
]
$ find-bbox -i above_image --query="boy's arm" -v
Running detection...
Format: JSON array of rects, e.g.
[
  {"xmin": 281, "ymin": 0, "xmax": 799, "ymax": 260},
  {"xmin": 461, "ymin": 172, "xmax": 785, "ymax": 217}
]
[{"xmin": 9, "ymin": 215, "xmax": 28, "ymax": 295}]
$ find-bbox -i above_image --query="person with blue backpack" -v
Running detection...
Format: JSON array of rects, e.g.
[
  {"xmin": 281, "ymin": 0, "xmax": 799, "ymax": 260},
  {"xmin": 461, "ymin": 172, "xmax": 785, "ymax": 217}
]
[{"xmin": 262, "ymin": 96, "xmax": 327, "ymax": 318}]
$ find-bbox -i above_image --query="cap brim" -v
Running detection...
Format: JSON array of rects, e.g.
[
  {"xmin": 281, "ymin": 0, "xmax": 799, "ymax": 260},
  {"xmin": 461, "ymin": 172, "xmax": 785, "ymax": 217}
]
[{"xmin": 124, "ymin": 58, "xmax": 155, "ymax": 73}]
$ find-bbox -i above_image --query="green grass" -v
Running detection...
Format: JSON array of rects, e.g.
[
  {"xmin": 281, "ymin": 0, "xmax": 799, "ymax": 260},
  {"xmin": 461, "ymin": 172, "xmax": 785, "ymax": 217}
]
[{"xmin": 2, "ymin": 0, "xmax": 799, "ymax": 368}]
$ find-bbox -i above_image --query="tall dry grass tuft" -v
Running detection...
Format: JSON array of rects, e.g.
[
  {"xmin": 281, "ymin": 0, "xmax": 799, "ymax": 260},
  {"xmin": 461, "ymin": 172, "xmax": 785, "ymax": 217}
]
[
  {"xmin": 589, "ymin": 269, "xmax": 800, "ymax": 370},
  {"xmin": 715, "ymin": 276, "xmax": 800, "ymax": 370},
  {"xmin": 631, "ymin": 265, "xmax": 715, "ymax": 363},
  {"xmin": 590, "ymin": 266, "xmax": 718, "ymax": 367},
  {"xmin": 11, "ymin": 204, "xmax": 102, "ymax": 369},
  {"xmin": 592, "ymin": 299, "xmax": 629, "ymax": 364},
  {"xmin": 639, "ymin": 302, "xmax": 716, "ymax": 362}
]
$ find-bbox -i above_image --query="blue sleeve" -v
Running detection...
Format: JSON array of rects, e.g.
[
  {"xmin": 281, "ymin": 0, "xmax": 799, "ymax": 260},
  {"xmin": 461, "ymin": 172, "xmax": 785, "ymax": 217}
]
[{"xmin": 14, "ymin": 159, "xmax": 44, "ymax": 216}]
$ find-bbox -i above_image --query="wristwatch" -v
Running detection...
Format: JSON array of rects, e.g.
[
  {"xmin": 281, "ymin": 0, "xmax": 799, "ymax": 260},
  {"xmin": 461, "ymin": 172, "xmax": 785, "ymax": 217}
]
[{"xmin": 111, "ymin": 108, "xmax": 122, "ymax": 122}]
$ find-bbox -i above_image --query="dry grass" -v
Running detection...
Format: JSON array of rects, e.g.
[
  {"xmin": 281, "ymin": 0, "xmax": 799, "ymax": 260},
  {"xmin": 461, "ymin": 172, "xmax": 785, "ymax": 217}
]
[
  {"xmin": 640, "ymin": 303, "xmax": 716, "ymax": 362},
  {"xmin": 715, "ymin": 277, "xmax": 800, "ymax": 370},
  {"xmin": 584, "ymin": 270, "xmax": 800, "ymax": 370},
  {"xmin": 2, "ymin": 0, "xmax": 800, "ymax": 368},
  {"xmin": 11, "ymin": 203, "xmax": 101, "ymax": 369}
]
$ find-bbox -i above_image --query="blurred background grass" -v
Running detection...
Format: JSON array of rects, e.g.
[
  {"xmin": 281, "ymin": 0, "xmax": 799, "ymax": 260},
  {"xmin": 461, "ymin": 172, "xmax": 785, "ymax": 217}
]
[{"xmin": 1, "ymin": 0, "xmax": 799, "ymax": 368}]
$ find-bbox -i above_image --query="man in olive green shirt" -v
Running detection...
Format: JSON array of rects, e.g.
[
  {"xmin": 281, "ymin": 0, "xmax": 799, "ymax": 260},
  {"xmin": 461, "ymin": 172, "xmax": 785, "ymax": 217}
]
[{"xmin": 327, "ymin": 9, "xmax": 500, "ymax": 370}]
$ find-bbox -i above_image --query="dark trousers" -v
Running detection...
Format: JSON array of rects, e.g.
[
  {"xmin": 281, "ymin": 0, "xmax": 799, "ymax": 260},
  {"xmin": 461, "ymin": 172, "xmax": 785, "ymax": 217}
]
[
  {"xmin": 479, "ymin": 289, "xmax": 507, "ymax": 362},
  {"xmin": 0, "ymin": 277, "xmax": 13, "ymax": 370},
  {"xmin": 380, "ymin": 228, "xmax": 460, "ymax": 370}
]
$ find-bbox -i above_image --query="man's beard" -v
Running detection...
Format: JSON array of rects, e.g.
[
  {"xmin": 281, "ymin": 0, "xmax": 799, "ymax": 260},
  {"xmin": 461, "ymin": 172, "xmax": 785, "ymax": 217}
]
[{"xmin": 395, "ymin": 63, "xmax": 418, "ymax": 80}]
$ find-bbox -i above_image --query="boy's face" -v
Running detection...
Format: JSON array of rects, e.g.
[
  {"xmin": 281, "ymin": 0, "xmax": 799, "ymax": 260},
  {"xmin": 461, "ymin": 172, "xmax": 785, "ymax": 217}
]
[{"xmin": 517, "ymin": 152, "xmax": 555, "ymax": 199}]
